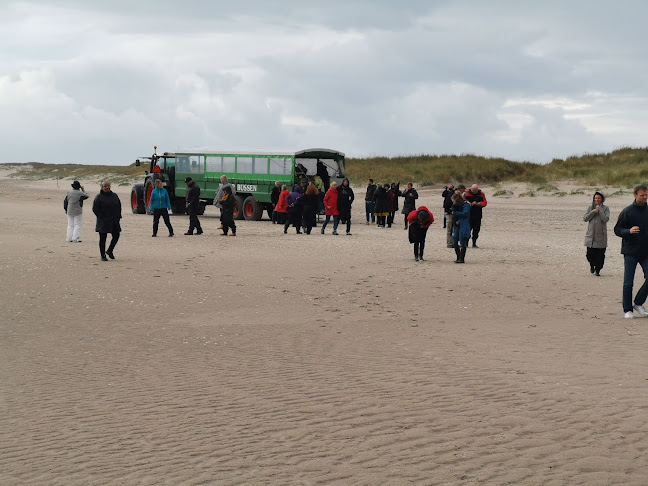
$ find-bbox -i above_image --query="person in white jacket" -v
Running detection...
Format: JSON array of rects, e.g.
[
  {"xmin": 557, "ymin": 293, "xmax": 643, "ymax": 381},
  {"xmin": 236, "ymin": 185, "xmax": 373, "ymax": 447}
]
[{"xmin": 65, "ymin": 180, "xmax": 89, "ymax": 242}]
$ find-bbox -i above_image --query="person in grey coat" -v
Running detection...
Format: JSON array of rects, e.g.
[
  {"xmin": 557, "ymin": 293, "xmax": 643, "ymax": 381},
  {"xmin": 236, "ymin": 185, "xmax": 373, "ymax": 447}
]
[
  {"xmin": 583, "ymin": 191, "xmax": 609, "ymax": 276},
  {"xmin": 65, "ymin": 180, "xmax": 89, "ymax": 242}
]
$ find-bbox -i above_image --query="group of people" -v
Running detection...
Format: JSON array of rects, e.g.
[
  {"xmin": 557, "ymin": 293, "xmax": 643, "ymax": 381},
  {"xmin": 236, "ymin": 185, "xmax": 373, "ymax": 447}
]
[
  {"xmin": 364, "ymin": 179, "xmax": 419, "ymax": 229},
  {"xmin": 273, "ymin": 178, "xmax": 355, "ymax": 235},
  {"xmin": 65, "ymin": 176, "xmax": 648, "ymax": 320},
  {"xmin": 584, "ymin": 184, "xmax": 648, "ymax": 319}
]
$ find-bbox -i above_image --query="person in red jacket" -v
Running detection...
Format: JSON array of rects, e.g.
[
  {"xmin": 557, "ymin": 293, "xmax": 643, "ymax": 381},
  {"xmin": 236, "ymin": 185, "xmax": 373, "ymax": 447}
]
[
  {"xmin": 321, "ymin": 181, "xmax": 340, "ymax": 235},
  {"xmin": 274, "ymin": 185, "xmax": 290, "ymax": 224},
  {"xmin": 407, "ymin": 206, "xmax": 434, "ymax": 261},
  {"xmin": 463, "ymin": 184, "xmax": 487, "ymax": 248}
]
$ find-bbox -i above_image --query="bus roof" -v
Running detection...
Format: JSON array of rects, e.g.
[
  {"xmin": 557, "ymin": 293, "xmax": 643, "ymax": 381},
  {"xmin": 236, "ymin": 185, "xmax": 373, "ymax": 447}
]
[{"xmin": 167, "ymin": 148, "xmax": 345, "ymax": 158}]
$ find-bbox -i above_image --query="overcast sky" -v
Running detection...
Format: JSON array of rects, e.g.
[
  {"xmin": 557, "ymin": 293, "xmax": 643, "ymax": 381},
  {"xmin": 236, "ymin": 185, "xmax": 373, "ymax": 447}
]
[{"xmin": 1, "ymin": 1, "xmax": 647, "ymax": 165}]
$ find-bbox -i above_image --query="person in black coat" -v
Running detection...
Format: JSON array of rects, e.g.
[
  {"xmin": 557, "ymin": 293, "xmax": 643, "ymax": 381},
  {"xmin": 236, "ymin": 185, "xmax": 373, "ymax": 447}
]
[
  {"xmin": 400, "ymin": 182, "xmax": 418, "ymax": 229},
  {"xmin": 270, "ymin": 181, "xmax": 281, "ymax": 224},
  {"xmin": 388, "ymin": 182, "xmax": 400, "ymax": 227},
  {"xmin": 316, "ymin": 160, "xmax": 330, "ymax": 191},
  {"xmin": 92, "ymin": 180, "xmax": 122, "ymax": 261},
  {"xmin": 337, "ymin": 178, "xmax": 355, "ymax": 235},
  {"xmin": 301, "ymin": 183, "xmax": 320, "ymax": 234},
  {"xmin": 374, "ymin": 184, "xmax": 389, "ymax": 227},
  {"xmin": 184, "ymin": 177, "xmax": 203, "ymax": 235}
]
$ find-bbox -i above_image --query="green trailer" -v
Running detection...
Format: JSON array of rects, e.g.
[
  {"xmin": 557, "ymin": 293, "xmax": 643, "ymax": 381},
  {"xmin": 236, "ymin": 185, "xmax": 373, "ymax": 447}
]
[{"xmin": 130, "ymin": 147, "xmax": 346, "ymax": 220}]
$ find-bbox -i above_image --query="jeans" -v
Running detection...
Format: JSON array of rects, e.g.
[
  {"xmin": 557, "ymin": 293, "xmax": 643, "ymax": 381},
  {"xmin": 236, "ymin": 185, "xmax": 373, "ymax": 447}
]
[
  {"xmin": 622, "ymin": 254, "xmax": 648, "ymax": 312},
  {"xmin": 365, "ymin": 201, "xmax": 375, "ymax": 222},
  {"xmin": 322, "ymin": 215, "xmax": 339, "ymax": 232}
]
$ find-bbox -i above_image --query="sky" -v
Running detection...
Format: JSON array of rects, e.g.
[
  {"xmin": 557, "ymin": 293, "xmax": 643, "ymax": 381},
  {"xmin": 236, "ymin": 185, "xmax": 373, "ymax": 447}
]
[{"xmin": 1, "ymin": 0, "xmax": 647, "ymax": 165}]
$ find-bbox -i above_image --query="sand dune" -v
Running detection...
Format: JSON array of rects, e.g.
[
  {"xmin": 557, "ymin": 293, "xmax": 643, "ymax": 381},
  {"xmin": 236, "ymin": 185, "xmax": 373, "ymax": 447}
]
[{"xmin": 1, "ymin": 176, "xmax": 646, "ymax": 485}]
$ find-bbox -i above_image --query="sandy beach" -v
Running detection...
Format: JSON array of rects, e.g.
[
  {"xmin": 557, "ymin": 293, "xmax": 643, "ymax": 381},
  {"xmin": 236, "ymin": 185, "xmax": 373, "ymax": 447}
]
[{"xmin": 1, "ymin": 174, "xmax": 647, "ymax": 485}]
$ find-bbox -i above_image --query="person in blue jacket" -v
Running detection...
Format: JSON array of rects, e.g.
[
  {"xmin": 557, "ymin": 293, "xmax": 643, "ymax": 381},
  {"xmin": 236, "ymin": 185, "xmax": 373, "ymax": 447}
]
[
  {"xmin": 451, "ymin": 193, "xmax": 471, "ymax": 264},
  {"xmin": 149, "ymin": 179, "xmax": 174, "ymax": 237}
]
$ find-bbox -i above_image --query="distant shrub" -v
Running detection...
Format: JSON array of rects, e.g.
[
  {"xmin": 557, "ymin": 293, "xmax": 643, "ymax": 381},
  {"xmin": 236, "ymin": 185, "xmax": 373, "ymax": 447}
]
[
  {"xmin": 570, "ymin": 190, "xmax": 585, "ymax": 195},
  {"xmin": 420, "ymin": 180, "xmax": 435, "ymax": 187},
  {"xmin": 552, "ymin": 191, "xmax": 567, "ymax": 197},
  {"xmin": 536, "ymin": 184, "xmax": 560, "ymax": 192},
  {"xmin": 519, "ymin": 191, "xmax": 535, "ymax": 197},
  {"xmin": 493, "ymin": 190, "xmax": 513, "ymax": 197}
]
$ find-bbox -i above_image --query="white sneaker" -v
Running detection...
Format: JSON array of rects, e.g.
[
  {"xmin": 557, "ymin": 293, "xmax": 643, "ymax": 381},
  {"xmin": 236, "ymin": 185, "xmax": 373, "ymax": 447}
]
[
  {"xmin": 633, "ymin": 304, "xmax": 648, "ymax": 317},
  {"xmin": 624, "ymin": 311, "xmax": 635, "ymax": 319}
]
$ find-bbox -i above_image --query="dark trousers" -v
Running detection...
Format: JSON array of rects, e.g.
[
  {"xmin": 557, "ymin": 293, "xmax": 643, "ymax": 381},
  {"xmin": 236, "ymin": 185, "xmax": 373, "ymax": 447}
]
[
  {"xmin": 622, "ymin": 254, "xmax": 648, "ymax": 312},
  {"xmin": 388, "ymin": 211, "xmax": 396, "ymax": 227},
  {"xmin": 188, "ymin": 208, "xmax": 202, "ymax": 233},
  {"xmin": 222, "ymin": 220, "xmax": 236, "ymax": 235},
  {"xmin": 153, "ymin": 208, "xmax": 174, "ymax": 235},
  {"xmin": 586, "ymin": 247, "xmax": 606, "ymax": 271},
  {"xmin": 365, "ymin": 201, "xmax": 375, "ymax": 222},
  {"xmin": 413, "ymin": 227, "xmax": 428, "ymax": 258},
  {"xmin": 99, "ymin": 231, "xmax": 120, "ymax": 257},
  {"xmin": 470, "ymin": 217, "xmax": 482, "ymax": 243}
]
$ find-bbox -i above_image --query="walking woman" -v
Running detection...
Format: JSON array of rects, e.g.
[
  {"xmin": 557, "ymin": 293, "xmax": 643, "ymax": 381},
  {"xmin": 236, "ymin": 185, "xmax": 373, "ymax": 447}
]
[
  {"xmin": 93, "ymin": 180, "xmax": 122, "ymax": 261},
  {"xmin": 283, "ymin": 185, "xmax": 304, "ymax": 234},
  {"xmin": 301, "ymin": 183, "xmax": 320, "ymax": 234},
  {"xmin": 337, "ymin": 178, "xmax": 355, "ymax": 235},
  {"xmin": 451, "ymin": 193, "xmax": 471, "ymax": 264},
  {"xmin": 322, "ymin": 181, "xmax": 340, "ymax": 235},
  {"xmin": 275, "ymin": 185, "xmax": 290, "ymax": 224},
  {"xmin": 407, "ymin": 206, "xmax": 434, "ymax": 261},
  {"xmin": 584, "ymin": 191, "xmax": 609, "ymax": 276},
  {"xmin": 374, "ymin": 183, "xmax": 389, "ymax": 227}
]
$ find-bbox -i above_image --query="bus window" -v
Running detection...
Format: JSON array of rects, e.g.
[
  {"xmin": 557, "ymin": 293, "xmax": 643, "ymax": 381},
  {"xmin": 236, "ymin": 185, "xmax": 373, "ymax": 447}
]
[
  {"xmin": 253, "ymin": 157, "xmax": 268, "ymax": 174},
  {"xmin": 237, "ymin": 157, "xmax": 253, "ymax": 174},
  {"xmin": 223, "ymin": 156, "xmax": 235, "ymax": 172},
  {"xmin": 270, "ymin": 157, "xmax": 292, "ymax": 175},
  {"xmin": 188, "ymin": 155, "xmax": 203, "ymax": 174},
  {"xmin": 206, "ymin": 156, "xmax": 222, "ymax": 173}
]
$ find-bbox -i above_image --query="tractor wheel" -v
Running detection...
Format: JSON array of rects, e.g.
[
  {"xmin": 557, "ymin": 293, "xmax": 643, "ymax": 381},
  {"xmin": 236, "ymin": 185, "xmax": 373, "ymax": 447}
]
[
  {"xmin": 144, "ymin": 180, "xmax": 154, "ymax": 215},
  {"xmin": 130, "ymin": 184, "xmax": 145, "ymax": 214},
  {"xmin": 233, "ymin": 194, "xmax": 245, "ymax": 220},
  {"xmin": 243, "ymin": 196, "xmax": 263, "ymax": 221},
  {"xmin": 170, "ymin": 196, "xmax": 186, "ymax": 215}
]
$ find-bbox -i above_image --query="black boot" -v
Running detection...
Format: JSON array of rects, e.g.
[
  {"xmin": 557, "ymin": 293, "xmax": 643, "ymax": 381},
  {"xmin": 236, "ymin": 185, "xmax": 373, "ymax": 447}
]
[
  {"xmin": 472, "ymin": 238, "xmax": 478, "ymax": 248},
  {"xmin": 459, "ymin": 247, "xmax": 466, "ymax": 263},
  {"xmin": 454, "ymin": 245, "xmax": 461, "ymax": 263}
]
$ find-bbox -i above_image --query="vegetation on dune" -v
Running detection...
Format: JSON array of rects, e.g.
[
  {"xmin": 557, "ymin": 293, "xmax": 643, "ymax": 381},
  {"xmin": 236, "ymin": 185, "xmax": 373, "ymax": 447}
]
[
  {"xmin": 345, "ymin": 147, "xmax": 648, "ymax": 187},
  {"xmin": 3, "ymin": 147, "xmax": 648, "ymax": 189},
  {"xmin": 1, "ymin": 162, "xmax": 143, "ymax": 186}
]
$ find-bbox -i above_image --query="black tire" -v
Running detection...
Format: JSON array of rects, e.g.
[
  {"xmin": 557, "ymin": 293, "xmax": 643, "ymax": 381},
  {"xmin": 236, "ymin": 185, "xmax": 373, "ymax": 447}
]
[
  {"xmin": 170, "ymin": 195, "xmax": 186, "ymax": 215},
  {"xmin": 130, "ymin": 184, "xmax": 145, "ymax": 214},
  {"xmin": 143, "ymin": 180, "xmax": 154, "ymax": 215},
  {"xmin": 233, "ymin": 194, "xmax": 245, "ymax": 220},
  {"xmin": 243, "ymin": 196, "xmax": 264, "ymax": 221}
]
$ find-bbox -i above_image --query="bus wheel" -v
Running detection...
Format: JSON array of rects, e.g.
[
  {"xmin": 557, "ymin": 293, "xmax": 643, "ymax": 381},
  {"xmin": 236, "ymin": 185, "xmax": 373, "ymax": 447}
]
[
  {"xmin": 233, "ymin": 194, "xmax": 245, "ymax": 220},
  {"xmin": 243, "ymin": 196, "xmax": 263, "ymax": 221},
  {"xmin": 130, "ymin": 184, "xmax": 145, "ymax": 214}
]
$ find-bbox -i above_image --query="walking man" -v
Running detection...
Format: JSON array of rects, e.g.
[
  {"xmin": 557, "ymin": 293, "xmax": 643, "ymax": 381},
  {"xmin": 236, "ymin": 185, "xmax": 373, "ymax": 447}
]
[
  {"xmin": 92, "ymin": 180, "xmax": 121, "ymax": 261},
  {"xmin": 365, "ymin": 178, "xmax": 377, "ymax": 225},
  {"xmin": 65, "ymin": 180, "xmax": 88, "ymax": 242},
  {"xmin": 442, "ymin": 184, "xmax": 455, "ymax": 247},
  {"xmin": 184, "ymin": 177, "xmax": 203, "ymax": 235},
  {"xmin": 464, "ymin": 184, "xmax": 487, "ymax": 248},
  {"xmin": 149, "ymin": 179, "xmax": 174, "ymax": 237},
  {"xmin": 614, "ymin": 184, "xmax": 648, "ymax": 319}
]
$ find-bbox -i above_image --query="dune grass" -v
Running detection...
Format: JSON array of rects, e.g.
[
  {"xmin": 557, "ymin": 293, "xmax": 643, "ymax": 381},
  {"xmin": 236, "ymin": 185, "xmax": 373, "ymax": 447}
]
[
  {"xmin": 3, "ymin": 147, "xmax": 648, "ymax": 188},
  {"xmin": 345, "ymin": 147, "xmax": 648, "ymax": 187}
]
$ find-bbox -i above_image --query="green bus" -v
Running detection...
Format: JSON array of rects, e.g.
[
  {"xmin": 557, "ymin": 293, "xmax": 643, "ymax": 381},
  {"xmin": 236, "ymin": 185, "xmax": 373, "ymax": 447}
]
[{"xmin": 130, "ymin": 147, "xmax": 346, "ymax": 220}]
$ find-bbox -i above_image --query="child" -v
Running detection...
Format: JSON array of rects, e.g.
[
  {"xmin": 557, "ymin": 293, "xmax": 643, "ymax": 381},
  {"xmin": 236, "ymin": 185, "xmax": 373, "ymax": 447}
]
[{"xmin": 219, "ymin": 186, "xmax": 236, "ymax": 236}]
